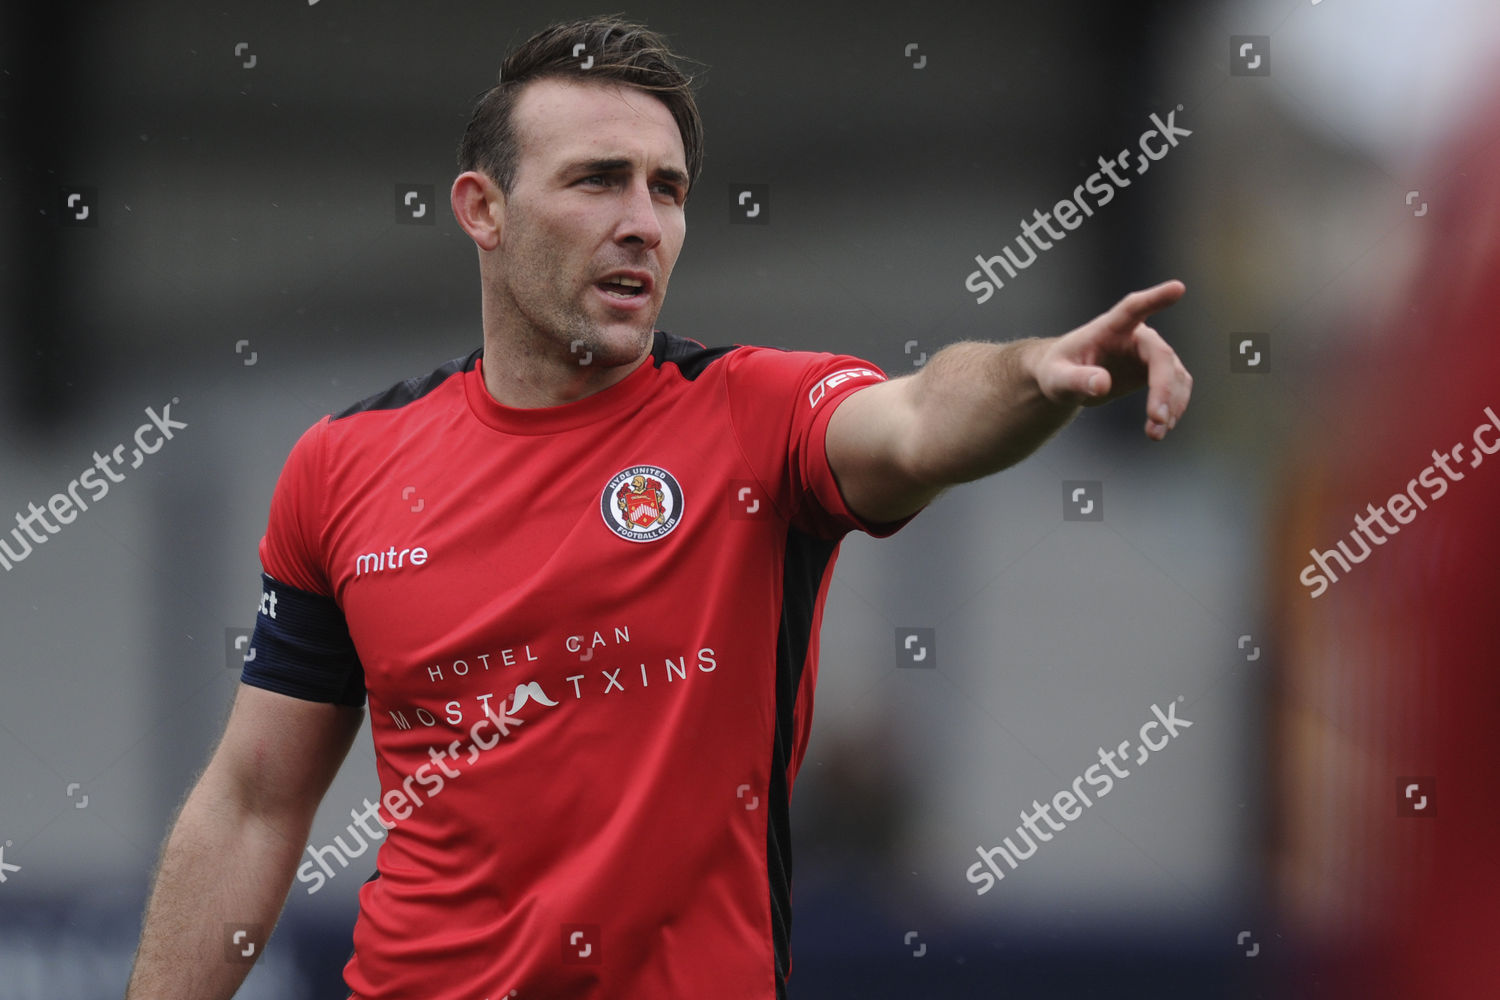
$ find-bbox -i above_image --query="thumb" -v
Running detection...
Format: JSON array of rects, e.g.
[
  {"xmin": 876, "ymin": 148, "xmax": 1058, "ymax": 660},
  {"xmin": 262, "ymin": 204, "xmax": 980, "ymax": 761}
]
[
  {"xmin": 1067, "ymin": 365, "xmax": 1111, "ymax": 402},
  {"xmin": 1033, "ymin": 341, "xmax": 1110, "ymax": 403}
]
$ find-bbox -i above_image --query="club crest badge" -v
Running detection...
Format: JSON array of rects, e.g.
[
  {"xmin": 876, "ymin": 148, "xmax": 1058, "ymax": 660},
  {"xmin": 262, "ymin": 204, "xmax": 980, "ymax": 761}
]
[{"xmin": 601, "ymin": 465, "xmax": 684, "ymax": 542}]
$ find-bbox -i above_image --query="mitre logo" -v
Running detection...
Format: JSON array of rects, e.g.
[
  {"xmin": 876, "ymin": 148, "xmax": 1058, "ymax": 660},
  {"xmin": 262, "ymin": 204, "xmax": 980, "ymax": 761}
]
[
  {"xmin": 601, "ymin": 465, "xmax": 683, "ymax": 543},
  {"xmin": 807, "ymin": 367, "xmax": 882, "ymax": 408}
]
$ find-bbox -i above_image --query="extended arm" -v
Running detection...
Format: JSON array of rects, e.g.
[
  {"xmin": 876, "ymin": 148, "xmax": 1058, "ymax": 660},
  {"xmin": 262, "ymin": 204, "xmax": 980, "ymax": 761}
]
[
  {"xmin": 124, "ymin": 684, "xmax": 363, "ymax": 1000},
  {"xmin": 826, "ymin": 280, "xmax": 1193, "ymax": 524}
]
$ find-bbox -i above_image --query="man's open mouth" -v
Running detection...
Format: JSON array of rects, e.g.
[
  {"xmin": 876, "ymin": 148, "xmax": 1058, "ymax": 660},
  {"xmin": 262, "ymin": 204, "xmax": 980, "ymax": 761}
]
[{"xmin": 596, "ymin": 274, "xmax": 650, "ymax": 299}]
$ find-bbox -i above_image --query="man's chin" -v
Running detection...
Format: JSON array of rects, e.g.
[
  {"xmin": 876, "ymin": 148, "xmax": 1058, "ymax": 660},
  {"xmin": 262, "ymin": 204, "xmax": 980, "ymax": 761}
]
[{"xmin": 567, "ymin": 327, "xmax": 654, "ymax": 369}]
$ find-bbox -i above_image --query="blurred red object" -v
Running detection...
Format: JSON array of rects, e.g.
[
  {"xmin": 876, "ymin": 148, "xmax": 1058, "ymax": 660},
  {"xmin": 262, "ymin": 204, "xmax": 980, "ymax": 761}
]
[{"xmin": 1268, "ymin": 88, "xmax": 1500, "ymax": 998}]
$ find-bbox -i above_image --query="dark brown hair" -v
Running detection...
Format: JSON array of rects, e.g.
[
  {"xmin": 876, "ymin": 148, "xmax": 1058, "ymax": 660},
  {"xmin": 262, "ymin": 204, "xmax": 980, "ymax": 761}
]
[{"xmin": 456, "ymin": 15, "xmax": 705, "ymax": 199}]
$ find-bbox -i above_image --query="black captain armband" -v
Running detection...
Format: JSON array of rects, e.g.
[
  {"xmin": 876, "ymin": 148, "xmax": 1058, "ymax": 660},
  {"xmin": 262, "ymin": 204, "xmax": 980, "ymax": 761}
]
[{"xmin": 242, "ymin": 572, "xmax": 366, "ymax": 707}]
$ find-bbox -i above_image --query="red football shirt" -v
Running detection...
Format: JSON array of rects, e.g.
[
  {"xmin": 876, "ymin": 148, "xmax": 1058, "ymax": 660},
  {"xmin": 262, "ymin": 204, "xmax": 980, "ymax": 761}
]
[{"xmin": 244, "ymin": 332, "xmax": 910, "ymax": 999}]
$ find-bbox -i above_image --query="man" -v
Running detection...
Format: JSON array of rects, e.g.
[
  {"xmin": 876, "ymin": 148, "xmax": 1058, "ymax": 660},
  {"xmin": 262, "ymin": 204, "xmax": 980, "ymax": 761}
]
[{"xmin": 125, "ymin": 15, "xmax": 1191, "ymax": 1000}]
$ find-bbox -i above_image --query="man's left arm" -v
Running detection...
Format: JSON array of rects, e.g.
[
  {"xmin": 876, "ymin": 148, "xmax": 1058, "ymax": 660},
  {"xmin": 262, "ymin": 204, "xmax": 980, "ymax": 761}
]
[{"xmin": 826, "ymin": 280, "xmax": 1193, "ymax": 524}]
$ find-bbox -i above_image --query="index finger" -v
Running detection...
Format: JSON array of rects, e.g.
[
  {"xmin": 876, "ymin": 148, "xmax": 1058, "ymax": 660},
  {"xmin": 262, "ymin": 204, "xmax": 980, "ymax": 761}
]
[{"xmin": 1106, "ymin": 279, "xmax": 1186, "ymax": 331}]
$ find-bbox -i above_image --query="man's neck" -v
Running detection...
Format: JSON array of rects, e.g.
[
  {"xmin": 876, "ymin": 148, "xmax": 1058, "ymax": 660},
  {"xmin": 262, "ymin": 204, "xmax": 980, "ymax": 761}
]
[{"xmin": 479, "ymin": 335, "xmax": 653, "ymax": 409}]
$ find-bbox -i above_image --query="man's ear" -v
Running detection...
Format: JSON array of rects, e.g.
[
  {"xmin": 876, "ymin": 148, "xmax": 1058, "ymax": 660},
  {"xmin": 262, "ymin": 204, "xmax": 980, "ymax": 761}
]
[{"xmin": 451, "ymin": 170, "xmax": 503, "ymax": 251}]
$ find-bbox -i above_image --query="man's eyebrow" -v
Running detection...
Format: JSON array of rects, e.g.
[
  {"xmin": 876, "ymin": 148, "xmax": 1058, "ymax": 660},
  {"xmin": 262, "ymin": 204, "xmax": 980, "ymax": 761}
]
[{"xmin": 569, "ymin": 158, "xmax": 689, "ymax": 189}]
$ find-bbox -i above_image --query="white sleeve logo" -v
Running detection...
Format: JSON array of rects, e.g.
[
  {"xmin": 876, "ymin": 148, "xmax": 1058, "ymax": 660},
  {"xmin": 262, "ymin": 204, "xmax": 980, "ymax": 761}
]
[{"xmin": 807, "ymin": 367, "xmax": 883, "ymax": 408}]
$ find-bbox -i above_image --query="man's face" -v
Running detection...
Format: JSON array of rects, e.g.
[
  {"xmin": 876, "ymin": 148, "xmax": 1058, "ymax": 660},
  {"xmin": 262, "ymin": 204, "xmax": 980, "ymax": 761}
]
[{"xmin": 490, "ymin": 76, "xmax": 688, "ymax": 369}]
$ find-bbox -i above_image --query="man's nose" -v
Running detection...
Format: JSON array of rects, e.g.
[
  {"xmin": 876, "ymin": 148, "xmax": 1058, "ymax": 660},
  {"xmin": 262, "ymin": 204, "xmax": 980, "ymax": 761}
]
[{"xmin": 616, "ymin": 180, "xmax": 663, "ymax": 248}]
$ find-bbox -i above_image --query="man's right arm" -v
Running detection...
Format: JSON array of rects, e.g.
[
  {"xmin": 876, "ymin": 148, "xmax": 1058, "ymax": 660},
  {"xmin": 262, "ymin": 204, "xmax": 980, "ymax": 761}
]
[{"xmin": 124, "ymin": 683, "xmax": 364, "ymax": 1000}]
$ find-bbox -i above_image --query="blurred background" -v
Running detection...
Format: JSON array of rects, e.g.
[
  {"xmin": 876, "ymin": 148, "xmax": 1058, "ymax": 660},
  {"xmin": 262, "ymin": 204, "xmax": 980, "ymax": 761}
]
[{"xmin": 3, "ymin": 0, "xmax": 1498, "ymax": 996}]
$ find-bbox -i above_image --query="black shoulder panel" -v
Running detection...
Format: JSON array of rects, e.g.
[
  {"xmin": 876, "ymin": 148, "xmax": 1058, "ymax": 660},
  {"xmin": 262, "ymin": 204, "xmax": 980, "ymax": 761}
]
[
  {"xmin": 331, "ymin": 347, "xmax": 483, "ymax": 421},
  {"xmin": 652, "ymin": 329, "xmax": 738, "ymax": 381}
]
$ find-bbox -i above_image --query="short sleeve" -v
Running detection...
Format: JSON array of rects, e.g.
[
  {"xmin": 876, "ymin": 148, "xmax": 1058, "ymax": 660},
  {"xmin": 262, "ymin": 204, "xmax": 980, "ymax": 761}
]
[
  {"xmin": 241, "ymin": 417, "xmax": 366, "ymax": 706},
  {"xmin": 258, "ymin": 417, "xmax": 333, "ymax": 595},
  {"xmin": 725, "ymin": 348, "xmax": 920, "ymax": 539}
]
